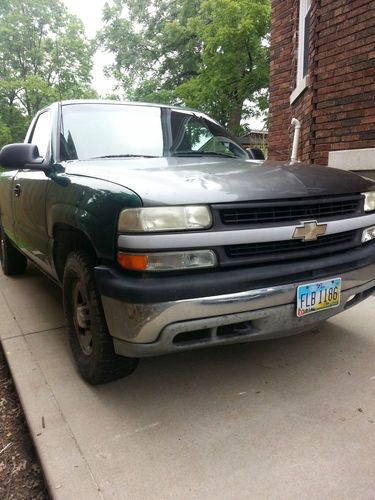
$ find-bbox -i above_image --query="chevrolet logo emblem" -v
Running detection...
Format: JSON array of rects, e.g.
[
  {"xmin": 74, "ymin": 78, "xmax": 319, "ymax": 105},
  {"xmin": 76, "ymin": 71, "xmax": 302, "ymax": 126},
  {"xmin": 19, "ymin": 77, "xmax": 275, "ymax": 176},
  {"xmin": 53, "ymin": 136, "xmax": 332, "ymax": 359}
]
[{"xmin": 292, "ymin": 221, "xmax": 328, "ymax": 241}]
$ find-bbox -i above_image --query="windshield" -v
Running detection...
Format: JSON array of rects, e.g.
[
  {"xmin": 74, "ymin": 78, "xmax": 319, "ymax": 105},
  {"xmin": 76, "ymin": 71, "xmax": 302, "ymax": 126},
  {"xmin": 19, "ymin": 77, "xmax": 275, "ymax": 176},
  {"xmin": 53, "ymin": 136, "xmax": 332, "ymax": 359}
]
[{"xmin": 60, "ymin": 103, "xmax": 248, "ymax": 161}]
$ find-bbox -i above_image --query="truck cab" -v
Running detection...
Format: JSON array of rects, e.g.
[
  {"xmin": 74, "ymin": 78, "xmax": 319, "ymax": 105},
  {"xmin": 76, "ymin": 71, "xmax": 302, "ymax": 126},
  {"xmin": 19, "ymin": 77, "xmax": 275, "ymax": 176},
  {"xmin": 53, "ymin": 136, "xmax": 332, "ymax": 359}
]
[{"xmin": 1, "ymin": 100, "xmax": 375, "ymax": 384}]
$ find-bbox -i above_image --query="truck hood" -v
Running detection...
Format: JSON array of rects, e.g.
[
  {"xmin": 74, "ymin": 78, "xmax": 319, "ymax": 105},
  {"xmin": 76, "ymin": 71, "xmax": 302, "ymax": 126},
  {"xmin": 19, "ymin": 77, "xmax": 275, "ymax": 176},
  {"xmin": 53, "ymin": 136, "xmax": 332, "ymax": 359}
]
[{"xmin": 64, "ymin": 157, "xmax": 374, "ymax": 206}]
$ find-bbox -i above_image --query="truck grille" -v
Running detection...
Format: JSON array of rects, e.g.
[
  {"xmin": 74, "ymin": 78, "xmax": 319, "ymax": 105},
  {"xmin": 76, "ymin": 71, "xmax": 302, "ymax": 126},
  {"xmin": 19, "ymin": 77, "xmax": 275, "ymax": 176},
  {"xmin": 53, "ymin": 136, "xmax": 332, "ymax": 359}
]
[
  {"xmin": 218, "ymin": 195, "xmax": 363, "ymax": 226},
  {"xmin": 224, "ymin": 230, "xmax": 361, "ymax": 265}
]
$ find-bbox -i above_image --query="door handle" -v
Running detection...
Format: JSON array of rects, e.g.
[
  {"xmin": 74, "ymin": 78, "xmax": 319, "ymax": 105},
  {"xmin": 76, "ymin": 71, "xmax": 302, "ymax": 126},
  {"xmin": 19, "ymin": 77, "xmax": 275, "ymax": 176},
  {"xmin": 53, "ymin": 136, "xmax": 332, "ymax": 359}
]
[{"xmin": 13, "ymin": 184, "xmax": 21, "ymax": 197}]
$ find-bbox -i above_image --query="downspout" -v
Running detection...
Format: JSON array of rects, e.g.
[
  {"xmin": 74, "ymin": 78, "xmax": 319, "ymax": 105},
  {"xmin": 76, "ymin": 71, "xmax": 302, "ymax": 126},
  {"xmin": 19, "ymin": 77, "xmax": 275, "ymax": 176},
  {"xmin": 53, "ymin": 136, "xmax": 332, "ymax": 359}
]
[{"xmin": 290, "ymin": 118, "xmax": 301, "ymax": 164}]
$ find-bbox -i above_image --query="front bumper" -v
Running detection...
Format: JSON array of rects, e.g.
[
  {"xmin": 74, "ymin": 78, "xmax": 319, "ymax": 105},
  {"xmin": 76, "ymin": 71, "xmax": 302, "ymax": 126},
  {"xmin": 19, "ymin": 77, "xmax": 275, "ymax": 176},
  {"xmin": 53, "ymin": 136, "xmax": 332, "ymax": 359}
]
[{"xmin": 98, "ymin": 262, "xmax": 375, "ymax": 358}]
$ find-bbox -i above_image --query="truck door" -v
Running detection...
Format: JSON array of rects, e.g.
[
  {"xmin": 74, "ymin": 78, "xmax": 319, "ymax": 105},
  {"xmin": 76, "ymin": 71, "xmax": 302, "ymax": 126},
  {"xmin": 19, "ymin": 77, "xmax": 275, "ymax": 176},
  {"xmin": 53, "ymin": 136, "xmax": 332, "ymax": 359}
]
[{"xmin": 13, "ymin": 110, "xmax": 51, "ymax": 273}]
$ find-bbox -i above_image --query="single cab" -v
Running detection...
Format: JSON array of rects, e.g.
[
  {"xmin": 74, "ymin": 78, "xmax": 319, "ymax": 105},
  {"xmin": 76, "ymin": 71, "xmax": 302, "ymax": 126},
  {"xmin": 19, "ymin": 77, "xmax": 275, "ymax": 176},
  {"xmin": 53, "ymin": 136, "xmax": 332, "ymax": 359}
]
[{"xmin": 0, "ymin": 100, "xmax": 375, "ymax": 384}]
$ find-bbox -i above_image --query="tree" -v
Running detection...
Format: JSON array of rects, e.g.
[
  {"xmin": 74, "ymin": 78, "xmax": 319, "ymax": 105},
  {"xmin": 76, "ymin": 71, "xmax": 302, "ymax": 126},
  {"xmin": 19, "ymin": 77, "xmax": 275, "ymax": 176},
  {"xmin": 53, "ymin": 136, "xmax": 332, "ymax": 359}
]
[
  {"xmin": 0, "ymin": 99, "xmax": 28, "ymax": 145},
  {"xmin": 99, "ymin": 0, "xmax": 270, "ymax": 134},
  {"xmin": 0, "ymin": 120, "xmax": 11, "ymax": 147},
  {"xmin": 0, "ymin": 0, "xmax": 96, "ymax": 147}
]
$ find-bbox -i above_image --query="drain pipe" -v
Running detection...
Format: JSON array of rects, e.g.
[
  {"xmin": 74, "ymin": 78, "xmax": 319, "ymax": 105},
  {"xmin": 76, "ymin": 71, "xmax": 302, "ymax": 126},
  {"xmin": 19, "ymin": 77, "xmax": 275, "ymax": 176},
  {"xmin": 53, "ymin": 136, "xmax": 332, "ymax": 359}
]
[{"xmin": 290, "ymin": 118, "xmax": 301, "ymax": 164}]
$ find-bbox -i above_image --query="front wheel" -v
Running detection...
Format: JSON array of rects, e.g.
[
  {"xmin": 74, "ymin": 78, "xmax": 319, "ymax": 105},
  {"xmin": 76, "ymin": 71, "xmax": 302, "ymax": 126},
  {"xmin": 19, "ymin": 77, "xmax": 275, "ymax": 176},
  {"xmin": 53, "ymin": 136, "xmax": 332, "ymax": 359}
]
[
  {"xmin": 0, "ymin": 225, "xmax": 27, "ymax": 276},
  {"xmin": 63, "ymin": 250, "xmax": 138, "ymax": 384}
]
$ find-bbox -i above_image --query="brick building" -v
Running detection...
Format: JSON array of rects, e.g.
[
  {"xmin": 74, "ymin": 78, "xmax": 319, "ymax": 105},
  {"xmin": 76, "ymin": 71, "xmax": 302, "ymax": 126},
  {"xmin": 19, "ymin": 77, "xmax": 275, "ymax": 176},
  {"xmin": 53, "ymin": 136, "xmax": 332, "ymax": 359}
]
[{"xmin": 268, "ymin": 0, "xmax": 375, "ymax": 175}]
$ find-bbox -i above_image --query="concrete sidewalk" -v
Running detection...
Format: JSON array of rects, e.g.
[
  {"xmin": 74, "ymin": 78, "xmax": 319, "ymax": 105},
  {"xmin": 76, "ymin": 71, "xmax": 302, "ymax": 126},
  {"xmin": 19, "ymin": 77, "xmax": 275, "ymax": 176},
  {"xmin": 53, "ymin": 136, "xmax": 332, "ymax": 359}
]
[{"xmin": 1, "ymin": 265, "xmax": 375, "ymax": 499}]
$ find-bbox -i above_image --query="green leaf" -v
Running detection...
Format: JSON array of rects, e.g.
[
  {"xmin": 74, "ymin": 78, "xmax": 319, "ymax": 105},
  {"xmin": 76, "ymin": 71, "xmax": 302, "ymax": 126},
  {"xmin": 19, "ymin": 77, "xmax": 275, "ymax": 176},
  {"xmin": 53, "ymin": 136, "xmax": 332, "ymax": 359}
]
[
  {"xmin": 99, "ymin": 0, "xmax": 270, "ymax": 133},
  {"xmin": 0, "ymin": 0, "xmax": 96, "ymax": 143}
]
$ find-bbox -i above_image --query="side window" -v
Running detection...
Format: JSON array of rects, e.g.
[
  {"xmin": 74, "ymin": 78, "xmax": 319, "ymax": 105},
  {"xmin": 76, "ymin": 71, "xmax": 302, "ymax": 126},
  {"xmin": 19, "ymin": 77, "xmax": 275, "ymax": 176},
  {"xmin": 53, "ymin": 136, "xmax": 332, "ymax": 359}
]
[
  {"xmin": 29, "ymin": 111, "xmax": 51, "ymax": 158},
  {"xmin": 298, "ymin": 0, "xmax": 311, "ymax": 82},
  {"xmin": 291, "ymin": 0, "xmax": 311, "ymax": 102},
  {"xmin": 186, "ymin": 121, "xmax": 213, "ymax": 151}
]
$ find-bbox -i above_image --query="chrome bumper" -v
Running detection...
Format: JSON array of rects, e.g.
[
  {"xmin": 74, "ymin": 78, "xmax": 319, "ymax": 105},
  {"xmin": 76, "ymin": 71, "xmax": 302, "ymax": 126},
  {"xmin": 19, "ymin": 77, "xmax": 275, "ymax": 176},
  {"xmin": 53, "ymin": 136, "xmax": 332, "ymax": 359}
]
[{"xmin": 100, "ymin": 263, "xmax": 375, "ymax": 358}]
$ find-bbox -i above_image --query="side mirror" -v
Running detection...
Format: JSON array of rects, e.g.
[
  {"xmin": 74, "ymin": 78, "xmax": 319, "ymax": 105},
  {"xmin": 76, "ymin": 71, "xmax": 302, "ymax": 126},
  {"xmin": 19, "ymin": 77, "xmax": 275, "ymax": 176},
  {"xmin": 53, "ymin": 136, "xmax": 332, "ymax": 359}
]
[
  {"xmin": 0, "ymin": 143, "xmax": 44, "ymax": 169},
  {"xmin": 247, "ymin": 148, "xmax": 265, "ymax": 160}
]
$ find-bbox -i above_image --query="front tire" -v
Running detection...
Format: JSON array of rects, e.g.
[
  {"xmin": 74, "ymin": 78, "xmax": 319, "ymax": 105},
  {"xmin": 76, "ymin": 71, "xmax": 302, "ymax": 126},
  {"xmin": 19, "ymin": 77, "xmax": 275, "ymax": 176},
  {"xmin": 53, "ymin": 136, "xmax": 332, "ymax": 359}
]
[
  {"xmin": 63, "ymin": 250, "xmax": 138, "ymax": 384},
  {"xmin": 0, "ymin": 225, "xmax": 27, "ymax": 276}
]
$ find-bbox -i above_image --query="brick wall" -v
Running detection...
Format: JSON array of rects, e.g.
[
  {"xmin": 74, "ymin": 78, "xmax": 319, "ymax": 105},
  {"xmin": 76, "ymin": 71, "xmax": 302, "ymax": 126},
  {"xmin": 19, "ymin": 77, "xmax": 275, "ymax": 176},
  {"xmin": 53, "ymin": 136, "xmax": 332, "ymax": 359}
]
[
  {"xmin": 268, "ymin": 0, "xmax": 375, "ymax": 165},
  {"xmin": 268, "ymin": 0, "xmax": 296, "ymax": 161}
]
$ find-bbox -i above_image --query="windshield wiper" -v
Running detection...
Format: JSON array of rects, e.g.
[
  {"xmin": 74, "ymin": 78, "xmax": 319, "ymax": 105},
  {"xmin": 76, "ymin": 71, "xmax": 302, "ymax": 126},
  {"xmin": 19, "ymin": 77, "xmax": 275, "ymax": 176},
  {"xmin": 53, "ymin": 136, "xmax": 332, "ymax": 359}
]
[
  {"xmin": 91, "ymin": 154, "xmax": 158, "ymax": 159},
  {"xmin": 173, "ymin": 151, "xmax": 237, "ymax": 159}
]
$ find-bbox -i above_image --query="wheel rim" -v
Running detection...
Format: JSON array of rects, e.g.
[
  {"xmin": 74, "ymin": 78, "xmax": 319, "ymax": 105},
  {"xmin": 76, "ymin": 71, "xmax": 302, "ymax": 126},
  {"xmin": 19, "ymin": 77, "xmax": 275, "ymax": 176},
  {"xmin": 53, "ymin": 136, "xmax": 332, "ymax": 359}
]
[
  {"xmin": 0, "ymin": 230, "xmax": 4, "ymax": 265},
  {"xmin": 72, "ymin": 280, "xmax": 93, "ymax": 356}
]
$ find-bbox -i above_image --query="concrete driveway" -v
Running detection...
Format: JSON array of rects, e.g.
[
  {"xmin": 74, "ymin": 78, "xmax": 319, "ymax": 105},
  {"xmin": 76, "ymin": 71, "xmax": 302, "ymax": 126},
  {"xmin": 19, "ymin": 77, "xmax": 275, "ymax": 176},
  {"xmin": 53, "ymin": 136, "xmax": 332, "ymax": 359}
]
[{"xmin": 1, "ymin": 265, "xmax": 375, "ymax": 499}]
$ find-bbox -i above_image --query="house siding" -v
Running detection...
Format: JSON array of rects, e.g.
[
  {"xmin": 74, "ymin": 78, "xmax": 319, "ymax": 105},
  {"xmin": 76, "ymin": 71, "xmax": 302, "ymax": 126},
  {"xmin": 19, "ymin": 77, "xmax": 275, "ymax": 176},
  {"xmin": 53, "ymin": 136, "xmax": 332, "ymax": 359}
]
[{"xmin": 268, "ymin": 0, "xmax": 375, "ymax": 165}]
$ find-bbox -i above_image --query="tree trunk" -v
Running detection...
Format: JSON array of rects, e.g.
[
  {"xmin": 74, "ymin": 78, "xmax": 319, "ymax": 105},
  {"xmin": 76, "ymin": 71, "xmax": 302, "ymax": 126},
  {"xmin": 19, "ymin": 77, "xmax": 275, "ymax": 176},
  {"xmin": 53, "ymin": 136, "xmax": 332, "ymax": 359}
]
[{"xmin": 227, "ymin": 100, "xmax": 244, "ymax": 136}]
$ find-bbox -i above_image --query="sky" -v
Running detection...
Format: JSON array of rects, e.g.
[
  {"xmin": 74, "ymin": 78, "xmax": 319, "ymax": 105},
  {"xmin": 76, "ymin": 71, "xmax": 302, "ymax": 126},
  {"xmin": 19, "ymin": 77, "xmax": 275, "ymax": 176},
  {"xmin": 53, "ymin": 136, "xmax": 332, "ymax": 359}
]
[
  {"xmin": 61, "ymin": 0, "xmax": 265, "ymax": 130},
  {"xmin": 62, "ymin": 0, "xmax": 116, "ymax": 96}
]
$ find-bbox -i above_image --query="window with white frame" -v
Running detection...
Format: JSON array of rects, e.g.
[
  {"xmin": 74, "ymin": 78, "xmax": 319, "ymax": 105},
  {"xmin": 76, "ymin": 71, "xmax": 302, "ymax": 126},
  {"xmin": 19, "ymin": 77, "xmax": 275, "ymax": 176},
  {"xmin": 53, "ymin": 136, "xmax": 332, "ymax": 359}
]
[{"xmin": 291, "ymin": 0, "xmax": 311, "ymax": 103}]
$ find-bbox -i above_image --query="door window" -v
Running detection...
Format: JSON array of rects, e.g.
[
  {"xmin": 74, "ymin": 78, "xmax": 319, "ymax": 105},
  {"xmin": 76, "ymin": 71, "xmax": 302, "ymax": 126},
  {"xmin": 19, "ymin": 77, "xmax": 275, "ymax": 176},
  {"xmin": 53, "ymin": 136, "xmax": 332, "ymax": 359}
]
[{"xmin": 29, "ymin": 111, "xmax": 51, "ymax": 158}]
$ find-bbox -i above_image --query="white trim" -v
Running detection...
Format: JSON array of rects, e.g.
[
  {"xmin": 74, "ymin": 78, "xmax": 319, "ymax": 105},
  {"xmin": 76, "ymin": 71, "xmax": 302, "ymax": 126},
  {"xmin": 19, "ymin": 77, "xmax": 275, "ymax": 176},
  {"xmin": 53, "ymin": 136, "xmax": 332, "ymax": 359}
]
[
  {"xmin": 297, "ymin": 0, "xmax": 311, "ymax": 83},
  {"xmin": 291, "ymin": 0, "xmax": 311, "ymax": 103},
  {"xmin": 290, "ymin": 76, "xmax": 308, "ymax": 103},
  {"xmin": 118, "ymin": 213, "xmax": 375, "ymax": 250}
]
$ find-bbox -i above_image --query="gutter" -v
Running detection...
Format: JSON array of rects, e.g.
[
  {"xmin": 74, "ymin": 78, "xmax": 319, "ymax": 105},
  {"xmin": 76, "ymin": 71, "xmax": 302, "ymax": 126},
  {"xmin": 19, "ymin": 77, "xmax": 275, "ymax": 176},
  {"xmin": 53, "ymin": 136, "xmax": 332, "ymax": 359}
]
[{"xmin": 291, "ymin": 118, "xmax": 301, "ymax": 164}]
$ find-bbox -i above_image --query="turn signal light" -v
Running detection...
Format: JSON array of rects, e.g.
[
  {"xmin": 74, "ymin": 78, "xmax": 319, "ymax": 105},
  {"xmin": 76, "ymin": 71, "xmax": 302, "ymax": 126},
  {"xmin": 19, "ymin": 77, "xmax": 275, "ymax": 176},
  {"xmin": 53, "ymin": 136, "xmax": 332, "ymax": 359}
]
[
  {"xmin": 117, "ymin": 250, "xmax": 217, "ymax": 272},
  {"xmin": 117, "ymin": 253, "xmax": 148, "ymax": 271}
]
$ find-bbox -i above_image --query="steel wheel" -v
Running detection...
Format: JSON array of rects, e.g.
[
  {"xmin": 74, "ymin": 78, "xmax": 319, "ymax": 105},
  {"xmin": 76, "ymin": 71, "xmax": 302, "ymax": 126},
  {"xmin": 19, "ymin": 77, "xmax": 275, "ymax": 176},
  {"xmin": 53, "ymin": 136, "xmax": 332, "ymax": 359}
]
[
  {"xmin": 0, "ymin": 229, "xmax": 4, "ymax": 264},
  {"xmin": 72, "ymin": 280, "xmax": 93, "ymax": 355},
  {"xmin": 63, "ymin": 250, "xmax": 138, "ymax": 384}
]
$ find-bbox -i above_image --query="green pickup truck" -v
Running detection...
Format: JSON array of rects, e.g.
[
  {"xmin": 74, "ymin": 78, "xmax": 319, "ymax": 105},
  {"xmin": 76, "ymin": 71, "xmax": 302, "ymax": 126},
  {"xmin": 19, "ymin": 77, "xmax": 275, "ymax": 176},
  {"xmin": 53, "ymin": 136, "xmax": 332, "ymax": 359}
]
[{"xmin": 1, "ymin": 100, "xmax": 375, "ymax": 384}]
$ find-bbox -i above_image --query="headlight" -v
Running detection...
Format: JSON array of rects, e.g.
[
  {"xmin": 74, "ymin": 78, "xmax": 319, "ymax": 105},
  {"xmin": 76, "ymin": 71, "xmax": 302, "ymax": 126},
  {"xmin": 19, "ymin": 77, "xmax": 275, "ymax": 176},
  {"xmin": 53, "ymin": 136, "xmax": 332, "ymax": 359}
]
[
  {"xmin": 117, "ymin": 250, "xmax": 217, "ymax": 271},
  {"xmin": 362, "ymin": 226, "xmax": 375, "ymax": 243},
  {"xmin": 363, "ymin": 192, "xmax": 375, "ymax": 211},
  {"xmin": 118, "ymin": 206, "xmax": 212, "ymax": 232}
]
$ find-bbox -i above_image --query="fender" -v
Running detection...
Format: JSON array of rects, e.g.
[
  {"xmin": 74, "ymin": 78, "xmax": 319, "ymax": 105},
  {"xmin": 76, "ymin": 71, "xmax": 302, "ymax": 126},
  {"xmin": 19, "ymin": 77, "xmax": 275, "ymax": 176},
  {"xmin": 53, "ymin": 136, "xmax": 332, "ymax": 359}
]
[{"xmin": 47, "ymin": 173, "xmax": 143, "ymax": 263}]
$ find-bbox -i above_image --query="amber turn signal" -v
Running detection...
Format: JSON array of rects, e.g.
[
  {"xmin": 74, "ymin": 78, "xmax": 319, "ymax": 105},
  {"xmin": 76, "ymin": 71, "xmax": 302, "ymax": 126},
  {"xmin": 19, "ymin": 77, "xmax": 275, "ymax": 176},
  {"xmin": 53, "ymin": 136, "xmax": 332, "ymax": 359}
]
[
  {"xmin": 117, "ymin": 253, "xmax": 148, "ymax": 271},
  {"xmin": 117, "ymin": 250, "xmax": 217, "ymax": 272}
]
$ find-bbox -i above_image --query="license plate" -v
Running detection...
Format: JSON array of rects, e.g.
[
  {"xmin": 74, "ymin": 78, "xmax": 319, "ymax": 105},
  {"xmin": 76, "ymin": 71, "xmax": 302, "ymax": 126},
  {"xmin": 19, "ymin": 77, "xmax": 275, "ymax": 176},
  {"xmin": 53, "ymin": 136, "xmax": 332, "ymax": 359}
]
[{"xmin": 296, "ymin": 278, "xmax": 341, "ymax": 317}]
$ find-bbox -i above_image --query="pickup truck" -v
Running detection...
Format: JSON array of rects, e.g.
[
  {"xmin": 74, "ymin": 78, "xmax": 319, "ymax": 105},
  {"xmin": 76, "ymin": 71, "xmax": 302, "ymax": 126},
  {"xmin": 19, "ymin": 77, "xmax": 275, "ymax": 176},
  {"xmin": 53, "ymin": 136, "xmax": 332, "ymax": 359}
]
[{"xmin": 1, "ymin": 100, "xmax": 375, "ymax": 384}]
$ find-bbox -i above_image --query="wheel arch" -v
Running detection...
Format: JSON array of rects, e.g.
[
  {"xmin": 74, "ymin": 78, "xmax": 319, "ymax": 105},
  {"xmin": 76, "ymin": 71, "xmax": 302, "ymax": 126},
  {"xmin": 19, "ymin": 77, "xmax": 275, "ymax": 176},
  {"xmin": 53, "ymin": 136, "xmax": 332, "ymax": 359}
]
[{"xmin": 52, "ymin": 223, "xmax": 98, "ymax": 283}]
